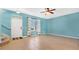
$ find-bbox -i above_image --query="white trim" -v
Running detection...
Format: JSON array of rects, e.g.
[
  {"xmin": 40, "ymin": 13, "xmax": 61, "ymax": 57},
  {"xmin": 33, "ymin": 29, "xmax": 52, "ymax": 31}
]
[
  {"xmin": 47, "ymin": 33, "xmax": 79, "ymax": 39},
  {"xmin": 23, "ymin": 36, "xmax": 28, "ymax": 38},
  {"xmin": 40, "ymin": 33, "xmax": 48, "ymax": 35}
]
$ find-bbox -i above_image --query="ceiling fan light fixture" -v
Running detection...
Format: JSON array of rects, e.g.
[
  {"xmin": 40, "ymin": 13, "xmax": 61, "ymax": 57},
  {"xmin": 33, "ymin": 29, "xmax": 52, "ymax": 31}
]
[
  {"xmin": 44, "ymin": 12, "xmax": 51, "ymax": 16},
  {"xmin": 41, "ymin": 8, "xmax": 56, "ymax": 16}
]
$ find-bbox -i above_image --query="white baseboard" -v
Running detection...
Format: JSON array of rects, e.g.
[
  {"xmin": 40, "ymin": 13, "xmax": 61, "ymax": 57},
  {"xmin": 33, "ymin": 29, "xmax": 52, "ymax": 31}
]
[
  {"xmin": 40, "ymin": 33, "xmax": 48, "ymax": 35},
  {"xmin": 23, "ymin": 36, "xmax": 28, "ymax": 38},
  {"xmin": 21, "ymin": 33, "xmax": 79, "ymax": 39},
  {"xmin": 47, "ymin": 33, "xmax": 79, "ymax": 39}
]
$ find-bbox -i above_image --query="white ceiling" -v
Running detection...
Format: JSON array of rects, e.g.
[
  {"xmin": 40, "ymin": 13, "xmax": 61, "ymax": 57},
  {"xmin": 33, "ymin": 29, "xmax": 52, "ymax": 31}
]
[{"xmin": 5, "ymin": 8, "xmax": 79, "ymax": 19}]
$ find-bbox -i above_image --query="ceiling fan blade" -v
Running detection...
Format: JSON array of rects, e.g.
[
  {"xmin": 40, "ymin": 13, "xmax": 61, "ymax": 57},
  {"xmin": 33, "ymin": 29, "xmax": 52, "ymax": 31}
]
[
  {"xmin": 50, "ymin": 9, "xmax": 56, "ymax": 11},
  {"xmin": 49, "ymin": 12, "xmax": 54, "ymax": 14}
]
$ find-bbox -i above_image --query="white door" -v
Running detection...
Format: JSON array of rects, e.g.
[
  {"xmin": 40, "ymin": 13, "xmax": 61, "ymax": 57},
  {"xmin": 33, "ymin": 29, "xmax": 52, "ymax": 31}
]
[{"xmin": 11, "ymin": 16, "xmax": 22, "ymax": 38}]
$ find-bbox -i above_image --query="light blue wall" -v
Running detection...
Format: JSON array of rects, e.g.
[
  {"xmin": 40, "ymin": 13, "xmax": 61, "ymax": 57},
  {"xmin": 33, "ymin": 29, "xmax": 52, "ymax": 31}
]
[
  {"xmin": 0, "ymin": 12, "xmax": 1, "ymax": 37},
  {"xmin": 1, "ymin": 9, "xmax": 79, "ymax": 38},
  {"xmin": 1, "ymin": 10, "xmax": 12, "ymax": 36},
  {"xmin": 0, "ymin": 9, "xmax": 47, "ymax": 37},
  {"xmin": 0, "ymin": 19, "xmax": 1, "ymax": 36},
  {"xmin": 0, "ymin": 9, "xmax": 4, "ymax": 38},
  {"xmin": 1, "ymin": 9, "xmax": 29, "ymax": 36},
  {"xmin": 0, "ymin": 15, "xmax": 1, "ymax": 39},
  {"xmin": 40, "ymin": 19, "xmax": 48, "ymax": 34},
  {"xmin": 47, "ymin": 12, "xmax": 79, "ymax": 37}
]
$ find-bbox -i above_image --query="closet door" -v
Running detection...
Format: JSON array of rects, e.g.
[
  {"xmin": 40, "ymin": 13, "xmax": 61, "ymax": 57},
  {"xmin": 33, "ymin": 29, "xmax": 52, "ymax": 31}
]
[
  {"xmin": 27, "ymin": 17, "xmax": 41, "ymax": 36},
  {"xmin": 11, "ymin": 16, "xmax": 22, "ymax": 38},
  {"xmin": 27, "ymin": 18, "xmax": 36, "ymax": 36}
]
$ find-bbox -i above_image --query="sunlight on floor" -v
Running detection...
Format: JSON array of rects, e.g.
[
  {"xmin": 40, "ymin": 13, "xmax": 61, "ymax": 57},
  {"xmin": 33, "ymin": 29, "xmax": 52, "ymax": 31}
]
[{"xmin": 28, "ymin": 36, "xmax": 40, "ymax": 50}]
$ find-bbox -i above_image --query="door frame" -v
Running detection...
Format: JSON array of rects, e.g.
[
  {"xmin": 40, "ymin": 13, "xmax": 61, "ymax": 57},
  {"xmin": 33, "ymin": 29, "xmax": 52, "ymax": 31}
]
[{"xmin": 27, "ymin": 17, "xmax": 41, "ymax": 36}]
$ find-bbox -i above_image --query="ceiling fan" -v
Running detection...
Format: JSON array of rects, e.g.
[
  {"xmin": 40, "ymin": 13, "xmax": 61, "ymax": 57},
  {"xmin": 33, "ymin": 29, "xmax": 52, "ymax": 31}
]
[{"xmin": 41, "ymin": 8, "xmax": 56, "ymax": 15}]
